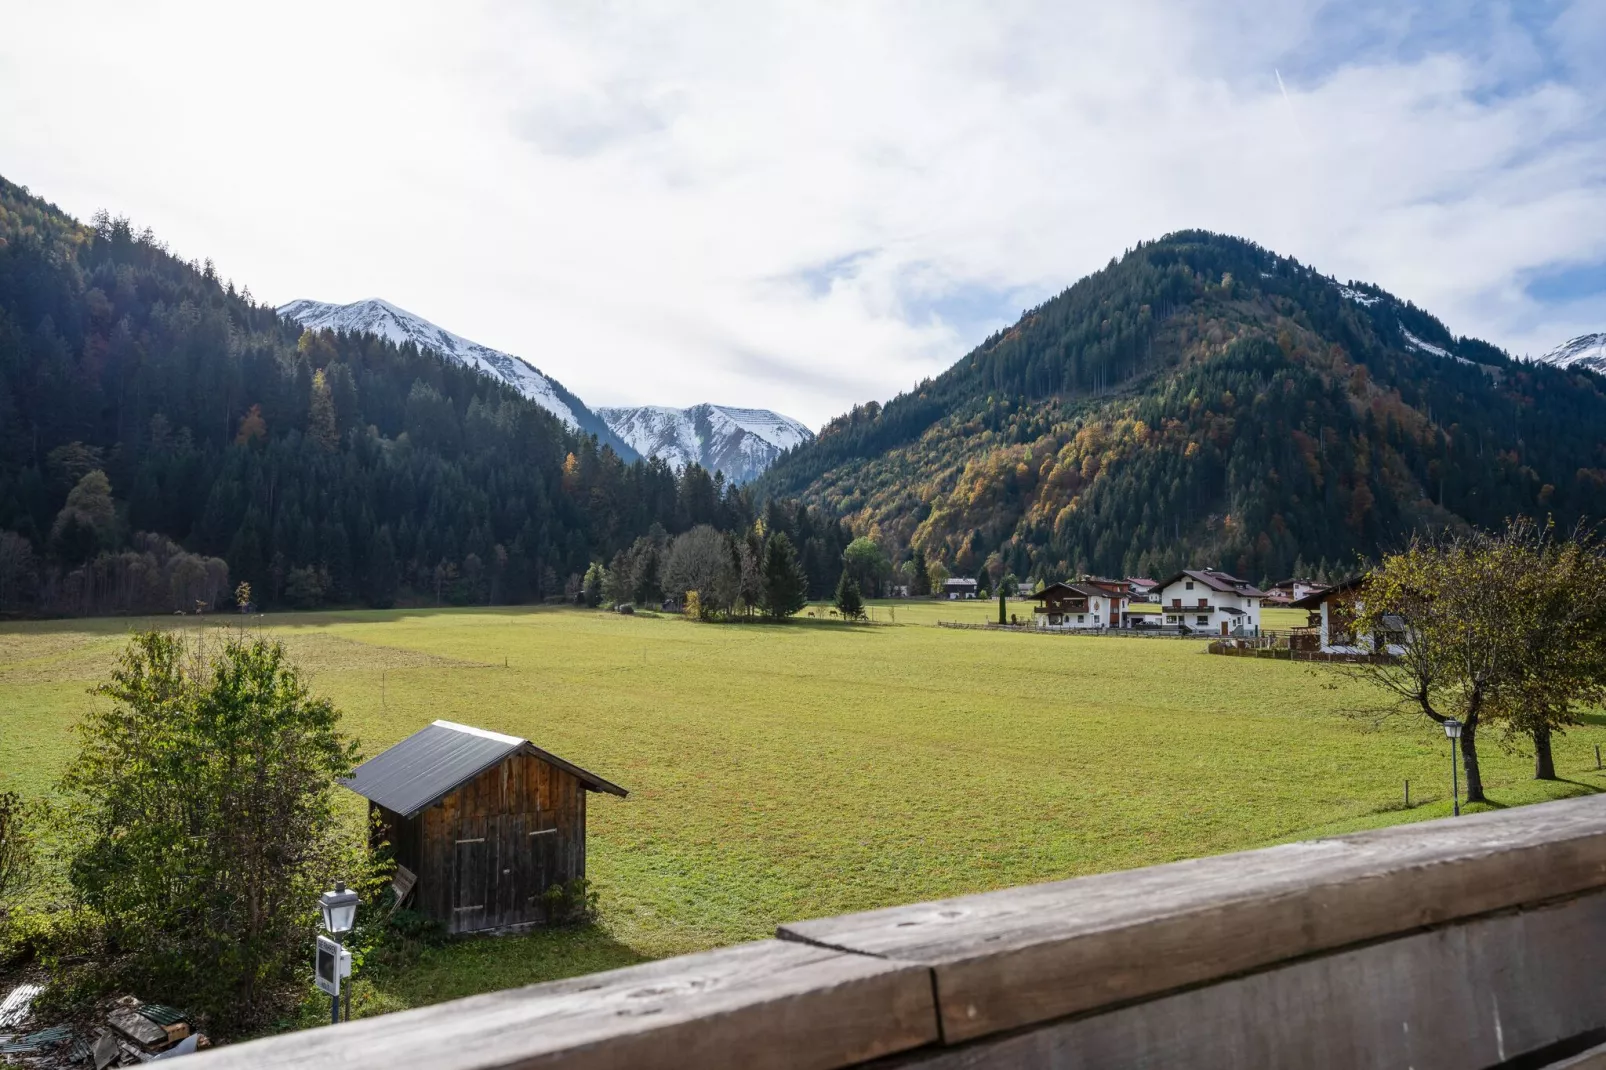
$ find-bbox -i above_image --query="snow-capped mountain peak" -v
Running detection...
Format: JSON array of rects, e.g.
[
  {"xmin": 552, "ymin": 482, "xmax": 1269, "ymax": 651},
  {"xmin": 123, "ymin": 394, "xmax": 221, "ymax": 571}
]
[
  {"xmin": 596, "ymin": 403, "xmax": 814, "ymax": 483},
  {"xmin": 277, "ymin": 297, "xmax": 634, "ymax": 457},
  {"xmin": 1538, "ymin": 334, "xmax": 1606, "ymax": 375}
]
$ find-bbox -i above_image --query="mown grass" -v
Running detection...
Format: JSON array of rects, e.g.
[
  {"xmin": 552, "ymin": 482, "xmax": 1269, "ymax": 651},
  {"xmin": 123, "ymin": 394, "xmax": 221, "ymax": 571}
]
[{"xmin": 2, "ymin": 600, "xmax": 1601, "ymax": 1020}]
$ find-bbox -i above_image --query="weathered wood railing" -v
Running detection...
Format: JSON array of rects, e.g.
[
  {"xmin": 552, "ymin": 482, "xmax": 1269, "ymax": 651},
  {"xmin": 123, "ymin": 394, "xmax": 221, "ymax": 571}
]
[{"xmin": 197, "ymin": 795, "xmax": 1606, "ymax": 1069}]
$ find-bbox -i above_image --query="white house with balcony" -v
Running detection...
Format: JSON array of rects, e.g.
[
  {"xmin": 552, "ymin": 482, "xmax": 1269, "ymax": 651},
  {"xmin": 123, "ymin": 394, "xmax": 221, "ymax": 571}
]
[
  {"xmin": 1026, "ymin": 581, "xmax": 1130, "ymax": 630},
  {"xmin": 1155, "ymin": 569, "xmax": 1265, "ymax": 636}
]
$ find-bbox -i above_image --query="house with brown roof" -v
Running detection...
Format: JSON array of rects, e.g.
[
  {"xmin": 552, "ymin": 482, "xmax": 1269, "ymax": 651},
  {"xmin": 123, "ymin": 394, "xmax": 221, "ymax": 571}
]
[
  {"xmin": 1027, "ymin": 580, "xmax": 1130, "ymax": 630},
  {"xmin": 1155, "ymin": 569, "xmax": 1266, "ymax": 636},
  {"xmin": 1289, "ymin": 577, "xmax": 1407, "ymax": 655}
]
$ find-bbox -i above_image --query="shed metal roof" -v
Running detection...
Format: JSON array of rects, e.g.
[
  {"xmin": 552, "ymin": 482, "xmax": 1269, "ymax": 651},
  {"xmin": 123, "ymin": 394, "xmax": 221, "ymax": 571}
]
[{"xmin": 340, "ymin": 720, "xmax": 627, "ymax": 818}]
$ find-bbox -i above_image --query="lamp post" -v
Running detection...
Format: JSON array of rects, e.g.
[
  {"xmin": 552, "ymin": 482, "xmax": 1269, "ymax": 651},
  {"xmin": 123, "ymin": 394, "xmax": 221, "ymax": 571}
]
[
  {"xmin": 1443, "ymin": 718, "xmax": 1463, "ymax": 817},
  {"xmin": 319, "ymin": 880, "xmax": 358, "ymax": 1024}
]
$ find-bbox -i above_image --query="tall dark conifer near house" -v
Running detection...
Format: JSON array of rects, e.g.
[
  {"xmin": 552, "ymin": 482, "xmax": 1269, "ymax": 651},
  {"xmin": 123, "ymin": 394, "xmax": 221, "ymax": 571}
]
[
  {"xmin": 760, "ymin": 531, "xmax": 808, "ymax": 619},
  {"xmin": 834, "ymin": 570, "xmax": 864, "ymax": 621}
]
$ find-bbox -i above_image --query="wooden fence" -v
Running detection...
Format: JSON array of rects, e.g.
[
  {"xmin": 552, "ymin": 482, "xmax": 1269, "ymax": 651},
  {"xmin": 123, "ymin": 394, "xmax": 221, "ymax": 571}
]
[
  {"xmin": 937, "ymin": 621, "xmax": 1210, "ymax": 639},
  {"xmin": 196, "ymin": 795, "xmax": 1606, "ymax": 1069},
  {"xmin": 1206, "ymin": 640, "xmax": 1394, "ymax": 663}
]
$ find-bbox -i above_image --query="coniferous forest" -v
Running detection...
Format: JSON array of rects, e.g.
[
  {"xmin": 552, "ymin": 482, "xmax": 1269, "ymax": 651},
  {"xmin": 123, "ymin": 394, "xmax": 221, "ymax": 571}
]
[
  {"xmin": 0, "ymin": 176, "xmax": 853, "ymax": 615},
  {"xmin": 758, "ymin": 232, "xmax": 1606, "ymax": 585}
]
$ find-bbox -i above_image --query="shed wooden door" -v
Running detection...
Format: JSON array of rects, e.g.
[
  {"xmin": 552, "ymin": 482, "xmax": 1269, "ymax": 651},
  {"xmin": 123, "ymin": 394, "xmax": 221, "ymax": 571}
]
[
  {"xmin": 452, "ymin": 817, "xmax": 491, "ymax": 933},
  {"xmin": 528, "ymin": 813, "xmax": 558, "ymax": 920}
]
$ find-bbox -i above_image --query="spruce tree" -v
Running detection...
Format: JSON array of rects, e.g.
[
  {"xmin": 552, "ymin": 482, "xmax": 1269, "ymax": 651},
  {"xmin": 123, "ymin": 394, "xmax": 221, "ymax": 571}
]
[
  {"xmin": 911, "ymin": 547, "xmax": 930, "ymax": 596},
  {"xmin": 998, "ymin": 586, "xmax": 1006, "ymax": 625},
  {"xmin": 761, "ymin": 532, "xmax": 808, "ymax": 618},
  {"xmin": 368, "ymin": 527, "xmax": 399, "ymax": 609},
  {"xmin": 835, "ymin": 571, "xmax": 864, "ymax": 621}
]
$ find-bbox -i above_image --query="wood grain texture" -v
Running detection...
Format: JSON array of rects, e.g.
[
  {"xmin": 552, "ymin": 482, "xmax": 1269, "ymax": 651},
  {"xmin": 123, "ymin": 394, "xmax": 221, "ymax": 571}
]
[
  {"xmin": 192, "ymin": 939, "xmax": 939, "ymax": 1070},
  {"xmin": 868, "ymin": 891, "xmax": 1606, "ymax": 1070},
  {"xmin": 780, "ymin": 795, "xmax": 1606, "ymax": 1042},
  {"xmin": 403, "ymin": 753, "xmax": 587, "ymax": 933}
]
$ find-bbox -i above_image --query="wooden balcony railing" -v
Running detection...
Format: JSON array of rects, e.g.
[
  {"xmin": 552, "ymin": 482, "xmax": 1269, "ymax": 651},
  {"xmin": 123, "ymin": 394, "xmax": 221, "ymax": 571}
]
[{"xmin": 195, "ymin": 795, "xmax": 1606, "ymax": 1069}]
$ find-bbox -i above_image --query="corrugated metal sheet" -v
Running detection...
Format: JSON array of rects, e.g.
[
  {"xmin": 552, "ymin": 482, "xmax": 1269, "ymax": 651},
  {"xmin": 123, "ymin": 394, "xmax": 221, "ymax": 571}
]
[{"xmin": 340, "ymin": 721, "xmax": 626, "ymax": 817}]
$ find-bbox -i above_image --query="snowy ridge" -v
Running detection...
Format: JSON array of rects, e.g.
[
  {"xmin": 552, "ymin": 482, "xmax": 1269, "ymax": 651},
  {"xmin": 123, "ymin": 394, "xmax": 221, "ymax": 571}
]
[
  {"xmin": 1336, "ymin": 283, "xmax": 1380, "ymax": 307},
  {"xmin": 1400, "ymin": 327, "xmax": 1472, "ymax": 365},
  {"xmin": 278, "ymin": 298, "xmax": 576, "ymax": 425},
  {"xmin": 277, "ymin": 298, "xmax": 636, "ymax": 457},
  {"xmin": 597, "ymin": 403, "xmax": 814, "ymax": 483},
  {"xmin": 1537, "ymin": 334, "xmax": 1606, "ymax": 375}
]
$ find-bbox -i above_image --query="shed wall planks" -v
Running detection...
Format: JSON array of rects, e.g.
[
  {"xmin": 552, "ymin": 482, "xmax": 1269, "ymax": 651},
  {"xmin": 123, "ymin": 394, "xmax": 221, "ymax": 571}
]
[{"xmin": 393, "ymin": 751, "xmax": 591, "ymax": 933}]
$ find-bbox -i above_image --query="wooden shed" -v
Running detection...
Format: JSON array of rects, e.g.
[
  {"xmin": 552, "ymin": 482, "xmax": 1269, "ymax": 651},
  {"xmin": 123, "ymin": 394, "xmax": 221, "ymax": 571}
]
[{"xmin": 340, "ymin": 720, "xmax": 627, "ymax": 934}]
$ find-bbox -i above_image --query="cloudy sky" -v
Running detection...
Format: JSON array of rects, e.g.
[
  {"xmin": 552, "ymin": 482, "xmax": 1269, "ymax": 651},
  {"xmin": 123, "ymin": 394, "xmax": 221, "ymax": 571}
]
[{"xmin": 3, "ymin": 1, "xmax": 1604, "ymax": 427}]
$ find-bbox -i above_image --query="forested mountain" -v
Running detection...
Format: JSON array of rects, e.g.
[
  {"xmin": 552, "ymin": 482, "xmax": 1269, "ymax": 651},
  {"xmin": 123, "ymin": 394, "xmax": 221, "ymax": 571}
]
[
  {"xmin": 278, "ymin": 297, "xmax": 638, "ymax": 459},
  {"xmin": 0, "ymin": 175, "xmax": 853, "ymax": 614},
  {"xmin": 756, "ymin": 232, "xmax": 1606, "ymax": 584},
  {"xmin": 597, "ymin": 403, "xmax": 814, "ymax": 482}
]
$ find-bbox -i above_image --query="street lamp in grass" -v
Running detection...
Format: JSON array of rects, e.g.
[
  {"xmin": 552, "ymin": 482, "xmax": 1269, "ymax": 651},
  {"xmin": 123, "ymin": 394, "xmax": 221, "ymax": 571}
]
[{"xmin": 1443, "ymin": 719, "xmax": 1463, "ymax": 817}]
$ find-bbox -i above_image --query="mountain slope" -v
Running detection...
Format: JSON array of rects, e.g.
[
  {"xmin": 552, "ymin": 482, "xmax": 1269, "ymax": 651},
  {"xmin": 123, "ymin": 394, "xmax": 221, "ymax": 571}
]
[
  {"xmin": 757, "ymin": 232, "xmax": 1606, "ymax": 583},
  {"xmin": 0, "ymin": 174, "xmax": 744, "ymax": 615},
  {"xmin": 597, "ymin": 403, "xmax": 813, "ymax": 482},
  {"xmin": 278, "ymin": 298, "xmax": 636, "ymax": 460},
  {"xmin": 1538, "ymin": 334, "xmax": 1606, "ymax": 375}
]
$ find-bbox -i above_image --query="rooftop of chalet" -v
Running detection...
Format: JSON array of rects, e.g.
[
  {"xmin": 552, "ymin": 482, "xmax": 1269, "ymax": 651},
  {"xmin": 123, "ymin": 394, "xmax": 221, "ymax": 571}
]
[{"xmin": 1155, "ymin": 568, "xmax": 1270, "ymax": 599}]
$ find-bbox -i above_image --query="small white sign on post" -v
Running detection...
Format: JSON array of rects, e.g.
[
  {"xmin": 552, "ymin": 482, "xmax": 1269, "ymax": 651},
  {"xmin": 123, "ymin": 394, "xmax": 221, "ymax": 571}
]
[{"xmin": 315, "ymin": 935, "xmax": 351, "ymax": 997}]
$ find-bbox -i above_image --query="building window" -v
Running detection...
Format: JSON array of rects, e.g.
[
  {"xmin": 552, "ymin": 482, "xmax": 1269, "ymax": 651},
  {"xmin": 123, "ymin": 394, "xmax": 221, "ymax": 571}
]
[
  {"xmin": 1196, "ymin": 615, "xmax": 1209, "ymax": 625},
  {"xmin": 1185, "ymin": 581, "xmax": 1194, "ymax": 591},
  {"xmin": 1197, "ymin": 598, "xmax": 1207, "ymax": 608},
  {"xmin": 1077, "ymin": 615, "xmax": 1085, "ymax": 623}
]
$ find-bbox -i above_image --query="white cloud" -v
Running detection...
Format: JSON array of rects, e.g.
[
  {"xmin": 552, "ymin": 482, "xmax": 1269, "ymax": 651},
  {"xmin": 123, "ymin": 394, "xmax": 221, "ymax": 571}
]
[{"xmin": 2, "ymin": 0, "xmax": 1602, "ymax": 426}]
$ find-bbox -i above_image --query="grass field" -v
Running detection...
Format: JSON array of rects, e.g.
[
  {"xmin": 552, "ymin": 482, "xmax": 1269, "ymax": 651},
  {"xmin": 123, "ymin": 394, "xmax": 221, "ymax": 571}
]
[{"xmin": 2, "ymin": 598, "xmax": 1602, "ymax": 1022}]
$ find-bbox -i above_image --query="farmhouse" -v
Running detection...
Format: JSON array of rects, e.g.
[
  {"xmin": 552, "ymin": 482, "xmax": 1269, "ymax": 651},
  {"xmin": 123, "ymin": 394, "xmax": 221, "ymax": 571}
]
[
  {"xmin": 1265, "ymin": 577, "xmax": 1329, "ymax": 607},
  {"xmin": 1155, "ymin": 569, "xmax": 1265, "ymax": 635},
  {"xmin": 942, "ymin": 577, "xmax": 979, "ymax": 599},
  {"xmin": 340, "ymin": 720, "xmax": 627, "ymax": 934},
  {"xmin": 1289, "ymin": 577, "xmax": 1407, "ymax": 655},
  {"xmin": 1028, "ymin": 580, "xmax": 1130, "ymax": 630},
  {"xmin": 1125, "ymin": 576, "xmax": 1160, "ymax": 601}
]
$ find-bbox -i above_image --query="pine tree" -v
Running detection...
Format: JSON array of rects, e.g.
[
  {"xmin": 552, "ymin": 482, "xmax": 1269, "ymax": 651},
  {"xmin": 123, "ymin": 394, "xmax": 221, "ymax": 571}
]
[
  {"xmin": 308, "ymin": 370, "xmax": 339, "ymax": 452},
  {"xmin": 911, "ymin": 547, "xmax": 930, "ymax": 596},
  {"xmin": 368, "ymin": 527, "xmax": 399, "ymax": 609},
  {"xmin": 998, "ymin": 586, "xmax": 1006, "ymax": 625},
  {"xmin": 760, "ymin": 532, "xmax": 808, "ymax": 618},
  {"xmin": 835, "ymin": 571, "xmax": 864, "ymax": 621}
]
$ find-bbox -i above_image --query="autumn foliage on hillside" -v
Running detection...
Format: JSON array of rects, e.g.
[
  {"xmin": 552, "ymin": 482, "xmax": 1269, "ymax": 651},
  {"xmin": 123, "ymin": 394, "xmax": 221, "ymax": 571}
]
[{"xmin": 759, "ymin": 233, "xmax": 1606, "ymax": 583}]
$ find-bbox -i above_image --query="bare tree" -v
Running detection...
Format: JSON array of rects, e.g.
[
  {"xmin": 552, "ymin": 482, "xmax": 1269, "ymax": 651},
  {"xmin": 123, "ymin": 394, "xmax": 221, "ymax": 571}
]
[{"xmin": 664, "ymin": 525, "xmax": 739, "ymax": 618}]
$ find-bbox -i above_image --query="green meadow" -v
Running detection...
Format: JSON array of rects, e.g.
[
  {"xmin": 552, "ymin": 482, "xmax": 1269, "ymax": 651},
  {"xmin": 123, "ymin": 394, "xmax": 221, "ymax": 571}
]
[{"xmin": 2, "ymin": 599, "xmax": 1602, "ymax": 1020}]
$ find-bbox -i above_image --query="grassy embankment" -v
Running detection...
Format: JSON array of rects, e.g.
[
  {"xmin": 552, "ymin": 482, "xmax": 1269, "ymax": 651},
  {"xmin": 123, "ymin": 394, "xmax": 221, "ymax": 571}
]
[{"xmin": 1, "ymin": 598, "xmax": 1599, "ymax": 1021}]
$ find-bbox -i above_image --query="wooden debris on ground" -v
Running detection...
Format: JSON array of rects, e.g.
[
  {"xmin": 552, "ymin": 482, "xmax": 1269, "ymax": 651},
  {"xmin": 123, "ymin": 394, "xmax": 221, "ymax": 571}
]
[{"xmin": 0, "ymin": 986, "xmax": 202, "ymax": 1067}]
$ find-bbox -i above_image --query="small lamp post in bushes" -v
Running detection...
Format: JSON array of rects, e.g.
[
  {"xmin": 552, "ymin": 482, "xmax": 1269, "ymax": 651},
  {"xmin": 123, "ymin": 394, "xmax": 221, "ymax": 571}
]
[
  {"xmin": 318, "ymin": 880, "xmax": 359, "ymax": 1023},
  {"xmin": 1443, "ymin": 719, "xmax": 1463, "ymax": 817}
]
